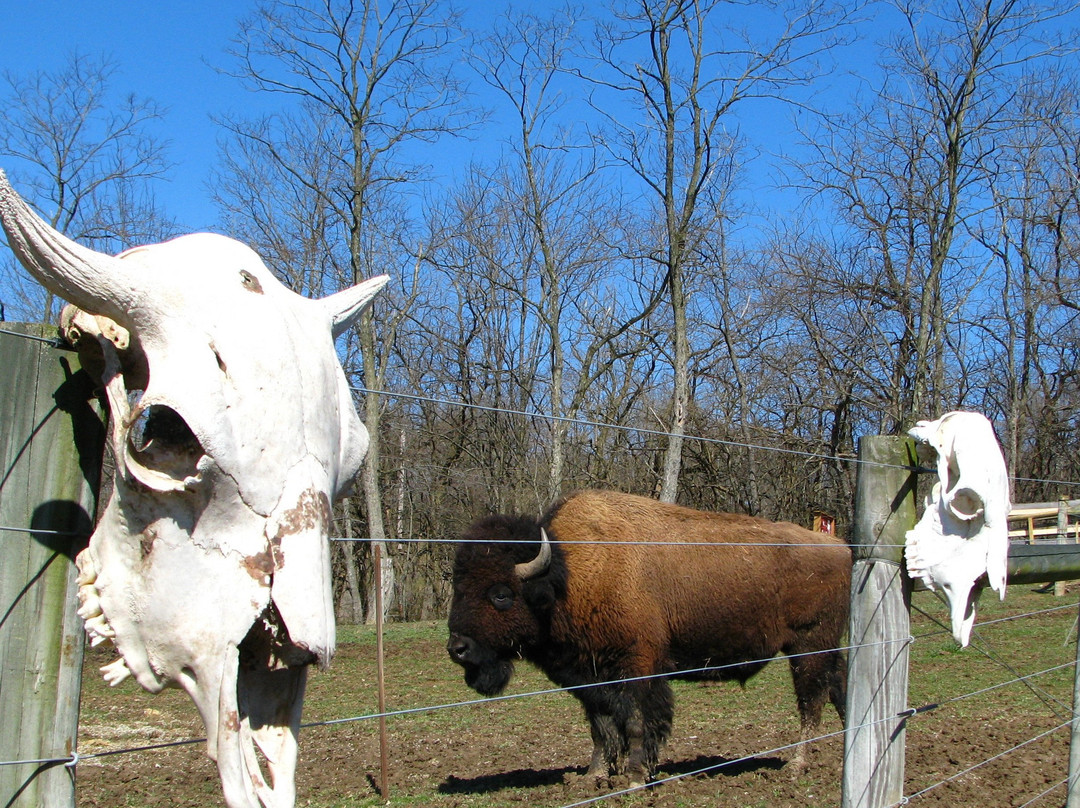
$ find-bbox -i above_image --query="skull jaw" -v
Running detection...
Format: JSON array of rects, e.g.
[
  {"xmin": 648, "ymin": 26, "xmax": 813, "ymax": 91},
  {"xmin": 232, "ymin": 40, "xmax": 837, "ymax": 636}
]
[
  {"xmin": 80, "ymin": 482, "xmax": 314, "ymax": 808},
  {"xmin": 185, "ymin": 633, "xmax": 309, "ymax": 808}
]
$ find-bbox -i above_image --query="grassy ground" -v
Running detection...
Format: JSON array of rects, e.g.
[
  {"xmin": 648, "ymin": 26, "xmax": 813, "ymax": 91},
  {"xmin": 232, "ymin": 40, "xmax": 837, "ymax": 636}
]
[{"xmin": 75, "ymin": 585, "xmax": 1078, "ymax": 807}]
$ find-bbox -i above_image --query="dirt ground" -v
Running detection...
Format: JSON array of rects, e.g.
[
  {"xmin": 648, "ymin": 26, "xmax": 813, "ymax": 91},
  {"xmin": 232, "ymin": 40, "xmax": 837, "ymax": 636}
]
[{"xmin": 73, "ymin": 590, "xmax": 1075, "ymax": 807}]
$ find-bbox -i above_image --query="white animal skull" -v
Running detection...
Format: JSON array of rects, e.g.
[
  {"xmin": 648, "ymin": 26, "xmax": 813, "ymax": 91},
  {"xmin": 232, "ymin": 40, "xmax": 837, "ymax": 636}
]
[
  {"xmin": 0, "ymin": 171, "xmax": 387, "ymax": 808},
  {"xmin": 905, "ymin": 411, "xmax": 1011, "ymax": 646}
]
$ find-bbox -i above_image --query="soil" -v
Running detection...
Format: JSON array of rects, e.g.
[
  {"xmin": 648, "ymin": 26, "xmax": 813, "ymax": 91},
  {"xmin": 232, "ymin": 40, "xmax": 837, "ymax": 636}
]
[{"xmin": 73, "ymin": 590, "xmax": 1074, "ymax": 807}]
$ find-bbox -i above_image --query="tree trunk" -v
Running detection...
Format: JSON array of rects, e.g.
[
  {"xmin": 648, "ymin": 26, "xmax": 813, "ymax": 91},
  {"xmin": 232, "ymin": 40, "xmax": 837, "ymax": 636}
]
[{"xmin": 338, "ymin": 497, "xmax": 364, "ymax": 623}]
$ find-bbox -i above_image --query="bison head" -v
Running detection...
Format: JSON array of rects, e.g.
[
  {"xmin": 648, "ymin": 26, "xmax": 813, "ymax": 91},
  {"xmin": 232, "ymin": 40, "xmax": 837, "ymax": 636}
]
[
  {"xmin": 446, "ymin": 515, "xmax": 560, "ymax": 696},
  {"xmin": 0, "ymin": 170, "xmax": 388, "ymax": 808}
]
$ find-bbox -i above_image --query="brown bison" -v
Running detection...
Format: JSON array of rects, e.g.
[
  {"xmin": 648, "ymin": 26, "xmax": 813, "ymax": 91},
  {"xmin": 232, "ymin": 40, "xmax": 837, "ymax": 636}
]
[{"xmin": 446, "ymin": 489, "xmax": 851, "ymax": 785}]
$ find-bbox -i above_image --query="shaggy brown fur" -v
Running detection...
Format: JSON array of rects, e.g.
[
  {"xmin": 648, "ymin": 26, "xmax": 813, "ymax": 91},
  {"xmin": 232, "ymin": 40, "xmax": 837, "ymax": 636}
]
[{"xmin": 447, "ymin": 489, "xmax": 851, "ymax": 786}]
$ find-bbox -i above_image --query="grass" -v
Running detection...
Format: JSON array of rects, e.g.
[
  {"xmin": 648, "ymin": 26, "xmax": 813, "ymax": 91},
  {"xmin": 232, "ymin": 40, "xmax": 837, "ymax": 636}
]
[{"xmin": 75, "ymin": 585, "xmax": 1080, "ymax": 807}]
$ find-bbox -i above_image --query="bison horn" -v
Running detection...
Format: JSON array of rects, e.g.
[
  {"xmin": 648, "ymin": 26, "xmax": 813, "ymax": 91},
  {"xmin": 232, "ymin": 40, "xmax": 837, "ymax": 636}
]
[
  {"xmin": 320, "ymin": 274, "xmax": 391, "ymax": 338},
  {"xmin": 514, "ymin": 528, "xmax": 552, "ymax": 580},
  {"xmin": 0, "ymin": 170, "xmax": 144, "ymax": 324}
]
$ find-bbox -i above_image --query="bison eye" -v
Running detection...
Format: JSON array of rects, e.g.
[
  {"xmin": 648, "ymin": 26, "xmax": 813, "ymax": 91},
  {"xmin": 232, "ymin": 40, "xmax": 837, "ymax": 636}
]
[{"xmin": 487, "ymin": 584, "xmax": 514, "ymax": 611}]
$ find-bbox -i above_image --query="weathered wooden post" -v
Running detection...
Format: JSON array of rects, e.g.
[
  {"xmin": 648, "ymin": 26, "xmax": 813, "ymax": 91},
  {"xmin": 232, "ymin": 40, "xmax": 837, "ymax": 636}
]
[
  {"xmin": 0, "ymin": 323, "xmax": 104, "ymax": 808},
  {"xmin": 1057, "ymin": 497, "xmax": 1069, "ymax": 597},
  {"xmin": 842, "ymin": 435, "xmax": 918, "ymax": 808},
  {"xmin": 1069, "ymin": 604, "xmax": 1080, "ymax": 807}
]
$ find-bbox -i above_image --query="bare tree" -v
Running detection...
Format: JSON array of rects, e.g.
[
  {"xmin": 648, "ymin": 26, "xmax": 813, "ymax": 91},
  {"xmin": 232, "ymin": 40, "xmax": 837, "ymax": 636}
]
[
  {"xmin": 972, "ymin": 70, "xmax": 1080, "ymax": 495},
  {"xmin": 0, "ymin": 51, "xmax": 173, "ymax": 322},
  {"xmin": 464, "ymin": 7, "xmax": 672, "ymax": 506},
  {"xmin": 585, "ymin": 0, "xmax": 851, "ymax": 502},
  {"xmin": 797, "ymin": 0, "xmax": 1078, "ymax": 432},
  {"xmin": 220, "ymin": 0, "xmax": 474, "ymax": 622}
]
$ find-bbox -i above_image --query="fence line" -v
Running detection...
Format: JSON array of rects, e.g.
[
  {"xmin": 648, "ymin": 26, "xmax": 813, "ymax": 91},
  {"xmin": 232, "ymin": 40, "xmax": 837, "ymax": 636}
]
[
  {"xmin": 331, "ymin": 534, "xmax": 889, "ymax": 548},
  {"xmin": 899, "ymin": 721, "xmax": 1071, "ymax": 806},
  {"xmin": 12, "ymin": 613, "xmax": 1069, "ymax": 769},
  {"xmin": 912, "ymin": 598, "xmax": 1076, "ymax": 718},
  {"xmin": 1017, "ymin": 778, "xmax": 1068, "ymax": 808},
  {"xmin": 351, "ymin": 384, "xmax": 1080, "ymax": 491},
  {"xmin": 12, "ymin": 656, "xmax": 1068, "ymax": 807},
  {"xmin": 3, "ymin": 324, "xmax": 1078, "ymax": 806}
]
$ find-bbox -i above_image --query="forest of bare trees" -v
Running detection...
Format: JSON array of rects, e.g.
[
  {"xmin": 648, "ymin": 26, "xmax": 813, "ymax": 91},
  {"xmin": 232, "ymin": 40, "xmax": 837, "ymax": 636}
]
[{"xmin": 2, "ymin": 0, "xmax": 1080, "ymax": 624}]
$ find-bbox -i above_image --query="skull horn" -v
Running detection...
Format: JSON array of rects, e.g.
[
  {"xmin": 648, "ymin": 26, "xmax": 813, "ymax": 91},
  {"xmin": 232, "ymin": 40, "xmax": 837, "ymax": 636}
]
[
  {"xmin": 514, "ymin": 527, "xmax": 552, "ymax": 580},
  {"xmin": 321, "ymin": 274, "xmax": 391, "ymax": 337},
  {"xmin": 0, "ymin": 170, "xmax": 142, "ymax": 323}
]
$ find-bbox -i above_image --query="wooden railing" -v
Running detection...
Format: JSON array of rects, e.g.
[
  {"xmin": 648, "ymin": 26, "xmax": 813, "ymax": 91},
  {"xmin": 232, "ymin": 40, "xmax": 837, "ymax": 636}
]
[{"xmin": 1008, "ymin": 499, "xmax": 1080, "ymax": 544}]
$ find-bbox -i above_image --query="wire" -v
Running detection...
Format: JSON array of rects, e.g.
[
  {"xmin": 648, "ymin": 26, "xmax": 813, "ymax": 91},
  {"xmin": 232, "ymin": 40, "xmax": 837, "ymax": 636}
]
[
  {"xmin": 0, "ymin": 524, "xmax": 84, "ymax": 537},
  {"xmin": 330, "ymin": 534, "xmax": 879, "ymax": 548},
  {"xmin": 0, "ymin": 326, "xmax": 65, "ymax": 347},
  {"xmin": 902, "ymin": 721, "xmax": 1070, "ymax": 804},
  {"xmin": 911, "ymin": 596, "xmax": 1075, "ymax": 718},
  {"xmin": 351, "ymin": 384, "xmax": 1080, "ymax": 490},
  {"xmin": 1014, "ymin": 777, "xmax": 1067, "ymax": 808},
  {"xmin": 350, "ymin": 385, "xmax": 907, "ymax": 471}
]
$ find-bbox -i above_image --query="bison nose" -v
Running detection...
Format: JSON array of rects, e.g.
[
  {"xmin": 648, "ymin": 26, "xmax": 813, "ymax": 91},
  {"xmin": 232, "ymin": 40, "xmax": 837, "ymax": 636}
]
[{"xmin": 447, "ymin": 633, "xmax": 475, "ymax": 663}]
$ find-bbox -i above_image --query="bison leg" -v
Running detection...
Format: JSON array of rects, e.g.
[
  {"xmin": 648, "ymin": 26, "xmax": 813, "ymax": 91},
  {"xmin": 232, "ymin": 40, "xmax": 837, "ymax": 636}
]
[
  {"xmin": 578, "ymin": 685, "xmax": 625, "ymax": 781},
  {"xmin": 585, "ymin": 712, "xmax": 621, "ymax": 780},
  {"xmin": 623, "ymin": 678, "xmax": 674, "ymax": 786},
  {"xmin": 576, "ymin": 676, "xmax": 674, "ymax": 786},
  {"xmin": 786, "ymin": 649, "xmax": 847, "ymax": 772}
]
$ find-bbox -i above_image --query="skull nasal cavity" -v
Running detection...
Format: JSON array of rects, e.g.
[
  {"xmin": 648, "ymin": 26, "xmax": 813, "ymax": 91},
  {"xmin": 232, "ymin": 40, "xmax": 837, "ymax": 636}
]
[{"xmin": 133, "ymin": 405, "xmax": 203, "ymax": 460}]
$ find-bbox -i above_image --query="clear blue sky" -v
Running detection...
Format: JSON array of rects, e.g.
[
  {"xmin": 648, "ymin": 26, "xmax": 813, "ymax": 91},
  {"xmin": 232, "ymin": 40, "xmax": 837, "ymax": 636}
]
[
  {"xmin": 0, "ymin": 1, "xmax": 269, "ymax": 231},
  {"xmin": 0, "ymin": 1, "xmax": 870, "ymax": 236}
]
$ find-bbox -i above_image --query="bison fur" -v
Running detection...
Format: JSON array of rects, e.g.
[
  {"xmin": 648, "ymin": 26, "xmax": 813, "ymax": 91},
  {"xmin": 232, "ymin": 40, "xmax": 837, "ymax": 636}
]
[{"xmin": 446, "ymin": 489, "xmax": 851, "ymax": 786}]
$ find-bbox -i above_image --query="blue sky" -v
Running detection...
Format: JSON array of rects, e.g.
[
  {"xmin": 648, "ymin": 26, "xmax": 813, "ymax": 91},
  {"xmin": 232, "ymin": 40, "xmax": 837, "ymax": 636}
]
[
  {"xmin": 0, "ymin": 1, "xmax": 873, "ymax": 237},
  {"xmin": 0, "ymin": 1, "xmax": 269, "ymax": 231}
]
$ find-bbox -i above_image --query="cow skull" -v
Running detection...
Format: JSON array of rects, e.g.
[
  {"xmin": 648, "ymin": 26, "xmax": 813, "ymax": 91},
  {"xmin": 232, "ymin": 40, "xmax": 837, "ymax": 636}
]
[
  {"xmin": 0, "ymin": 170, "xmax": 388, "ymax": 808},
  {"xmin": 905, "ymin": 411, "xmax": 1011, "ymax": 647}
]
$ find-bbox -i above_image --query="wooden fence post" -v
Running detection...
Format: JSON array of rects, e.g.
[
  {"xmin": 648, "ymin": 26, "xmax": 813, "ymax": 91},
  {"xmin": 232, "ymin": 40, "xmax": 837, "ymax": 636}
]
[
  {"xmin": 1070, "ymin": 601, "xmax": 1080, "ymax": 806},
  {"xmin": 0, "ymin": 323, "xmax": 105, "ymax": 808},
  {"xmin": 842, "ymin": 435, "xmax": 918, "ymax": 808}
]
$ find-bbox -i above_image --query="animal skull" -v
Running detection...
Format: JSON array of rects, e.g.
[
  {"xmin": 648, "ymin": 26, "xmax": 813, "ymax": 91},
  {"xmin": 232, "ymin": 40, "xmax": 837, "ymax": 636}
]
[
  {"xmin": 905, "ymin": 411, "xmax": 1011, "ymax": 646},
  {"xmin": 0, "ymin": 170, "xmax": 387, "ymax": 808}
]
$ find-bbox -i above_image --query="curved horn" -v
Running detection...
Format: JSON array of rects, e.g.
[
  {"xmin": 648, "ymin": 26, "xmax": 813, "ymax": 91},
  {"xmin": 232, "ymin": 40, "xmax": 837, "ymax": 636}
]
[
  {"xmin": 514, "ymin": 528, "xmax": 552, "ymax": 580},
  {"xmin": 321, "ymin": 274, "xmax": 390, "ymax": 338},
  {"xmin": 0, "ymin": 170, "xmax": 141, "ymax": 321}
]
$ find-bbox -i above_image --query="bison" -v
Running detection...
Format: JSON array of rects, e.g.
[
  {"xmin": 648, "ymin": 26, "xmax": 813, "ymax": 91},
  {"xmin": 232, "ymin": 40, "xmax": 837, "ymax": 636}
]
[{"xmin": 446, "ymin": 489, "xmax": 851, "ymax": 785}]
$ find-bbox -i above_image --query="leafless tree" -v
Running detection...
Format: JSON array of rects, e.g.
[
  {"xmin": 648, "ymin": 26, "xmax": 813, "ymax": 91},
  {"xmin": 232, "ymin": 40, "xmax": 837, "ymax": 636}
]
[
  {"xmin": 464, "ymin": 7, "xmax": 668, "ymax": 506},
  {"xmin": 583, "ymin": 0, "xmax": 852, "ymax": 502},
  {"xmin": 0, "ymin": 51, "xmax": 173, "ymax": 322},
  {"xmin": 220, "ymin": 0, "xmax": 475, "ymax": 621},
  {"xmin": 796, "ymin": 0, "xmax": 1078, "ymax": 432}
]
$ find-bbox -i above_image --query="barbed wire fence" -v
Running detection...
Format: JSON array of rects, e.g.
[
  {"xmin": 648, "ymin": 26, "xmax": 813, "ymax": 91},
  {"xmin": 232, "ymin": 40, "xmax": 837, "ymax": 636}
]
[{"xmin": 3, "ymin": 326, "xmax": 1080, "ymax": 806}]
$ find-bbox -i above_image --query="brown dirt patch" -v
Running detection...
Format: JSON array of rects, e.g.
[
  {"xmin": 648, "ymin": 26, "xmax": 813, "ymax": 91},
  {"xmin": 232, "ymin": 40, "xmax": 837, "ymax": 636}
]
[{"xmin": 75, "ymin": 589, "xmax": 1075, "ymax": 807}]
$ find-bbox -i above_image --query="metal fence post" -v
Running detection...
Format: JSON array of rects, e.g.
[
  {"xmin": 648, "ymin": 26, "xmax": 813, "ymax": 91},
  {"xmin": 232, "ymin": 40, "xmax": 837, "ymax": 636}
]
[{"xmin": 842, "ymin": 435, "xmax": 918, "ymax": 808}]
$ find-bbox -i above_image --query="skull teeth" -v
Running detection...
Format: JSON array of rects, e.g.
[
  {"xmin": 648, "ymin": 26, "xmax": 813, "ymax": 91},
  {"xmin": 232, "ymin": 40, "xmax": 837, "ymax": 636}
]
[
  {"xmin": 84, "ymin": 613, "xmax": 115, "ymax": 640},
  {"xmin": 100, "ymin": 657, "xmax": 131, "ymax": 686},
  {"xmin": 77, "ymin": 587, "xmax": 102, "ymax": 620},
  {"xmin": 75, "ymin": 550, "xmax": 115, "ymax": 643},
  {"xmin": 75, "ymin": 550, "xmax": 97, "ymax": 587}
]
